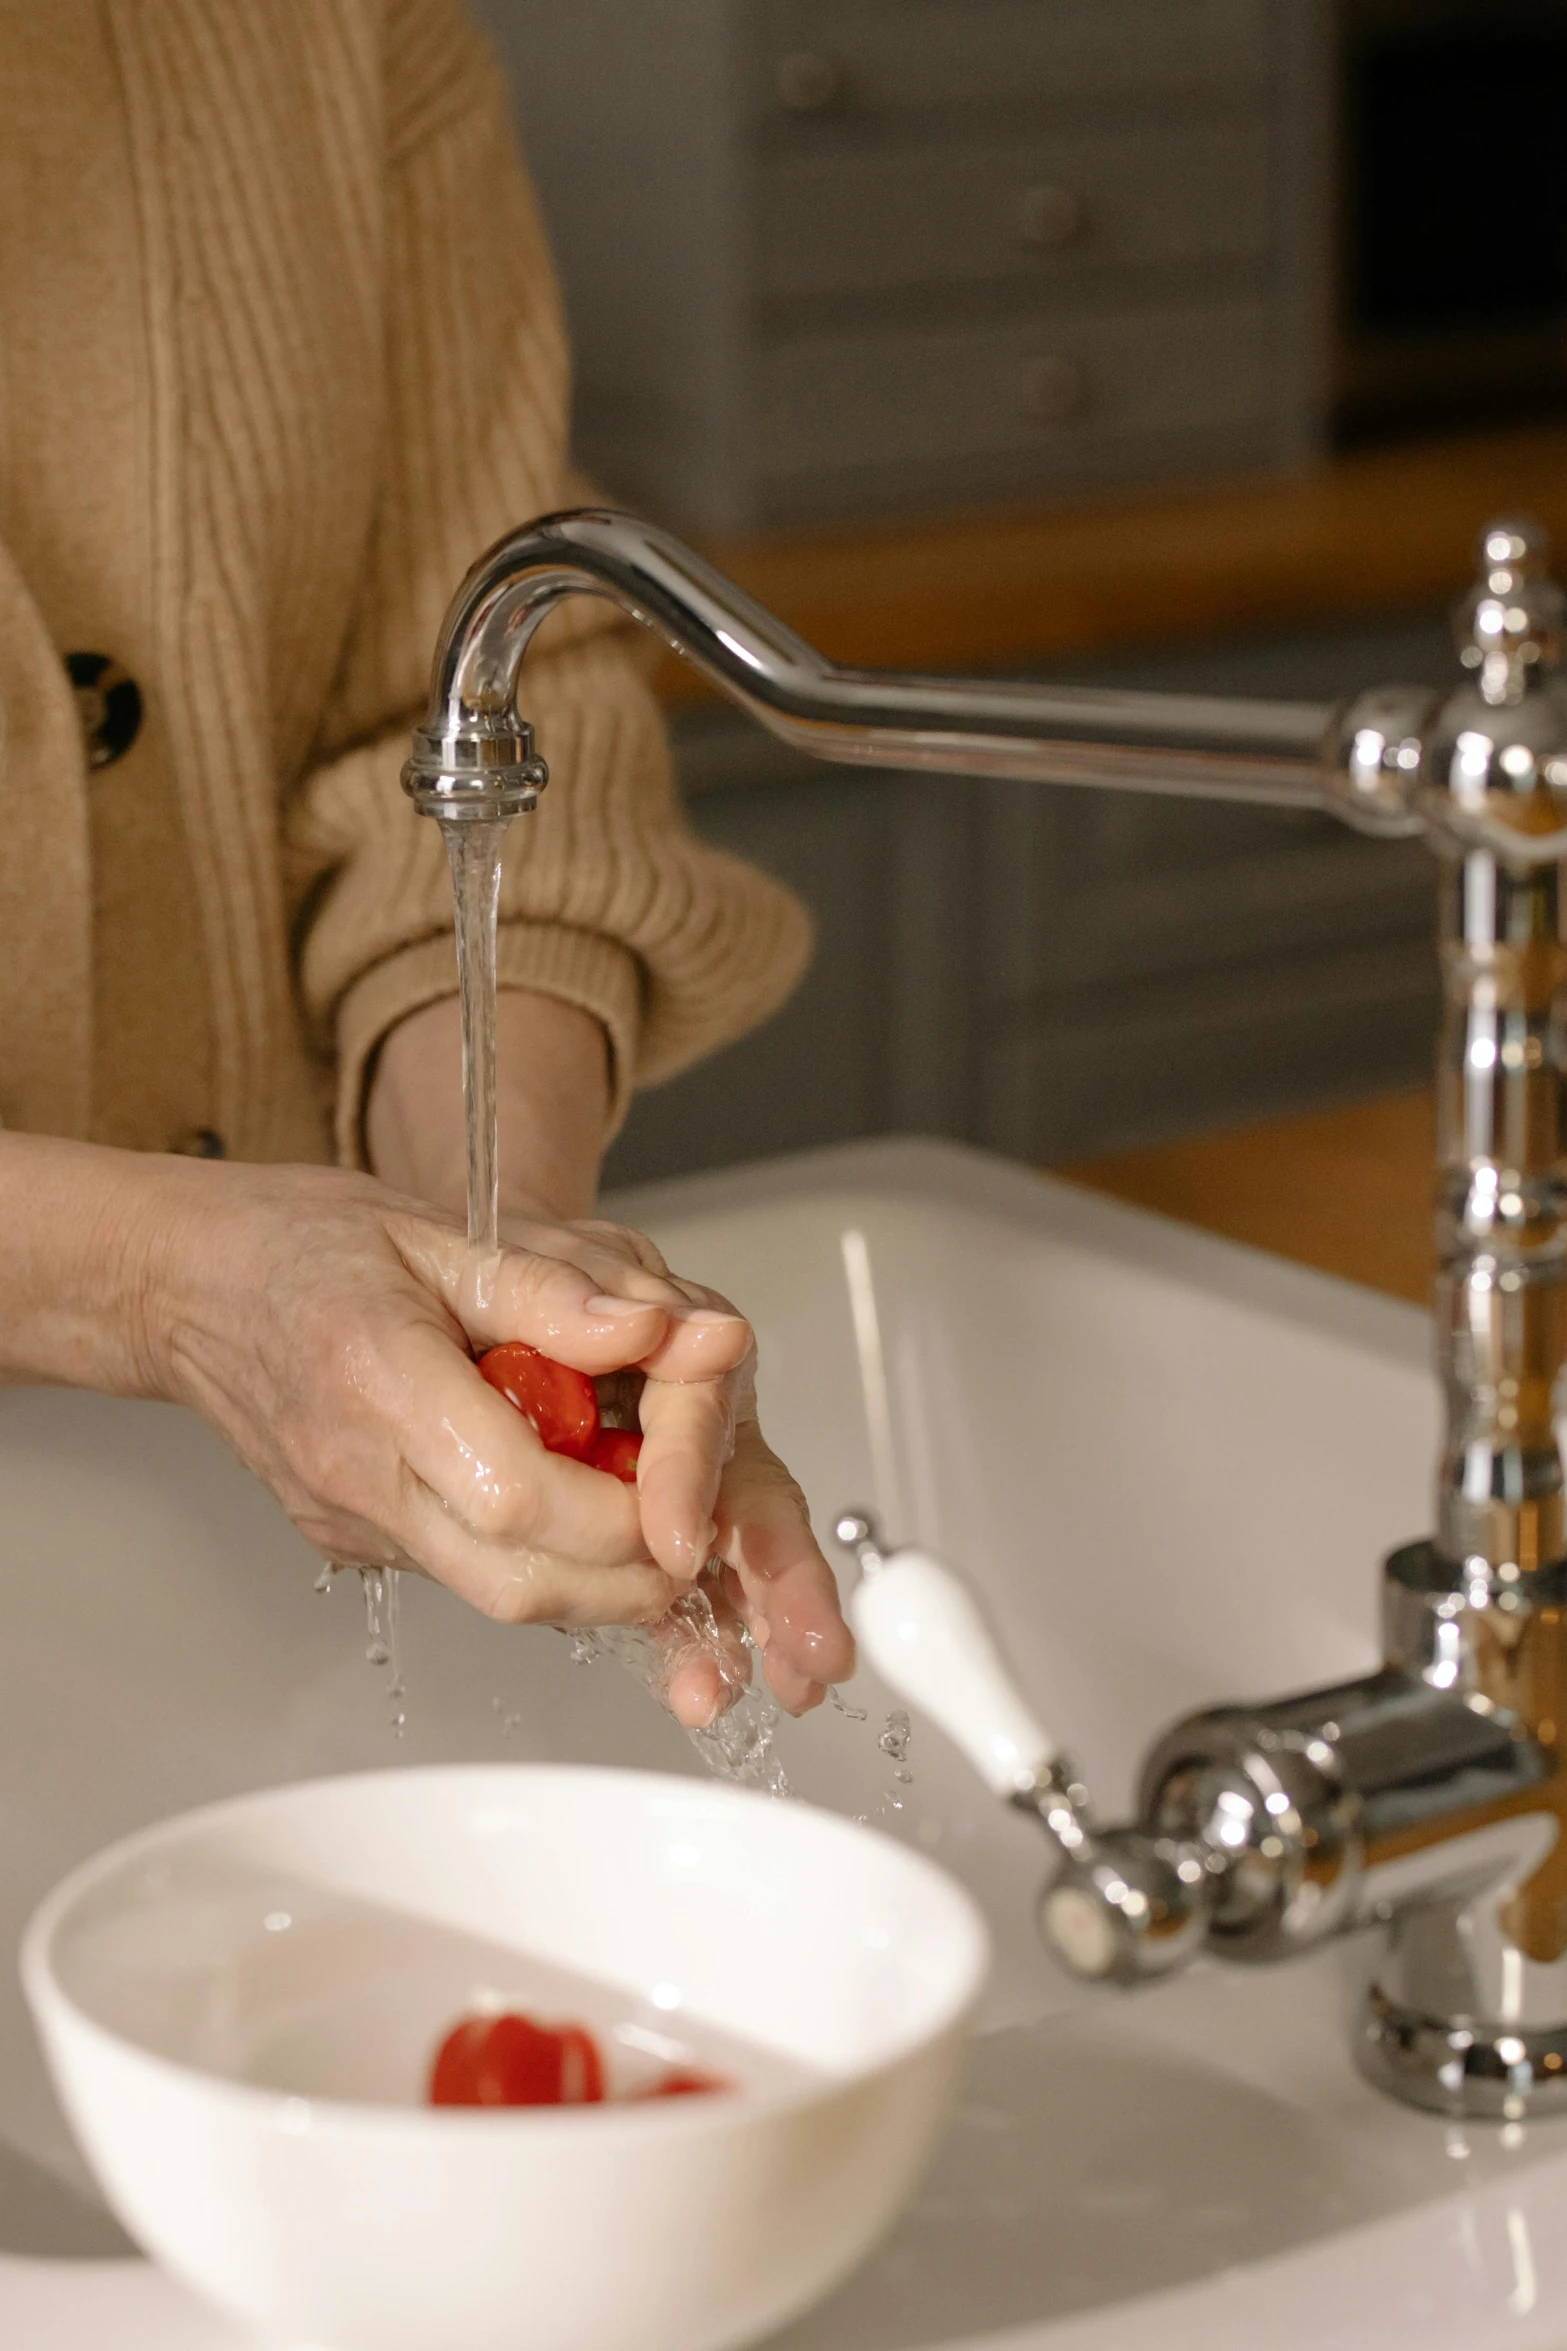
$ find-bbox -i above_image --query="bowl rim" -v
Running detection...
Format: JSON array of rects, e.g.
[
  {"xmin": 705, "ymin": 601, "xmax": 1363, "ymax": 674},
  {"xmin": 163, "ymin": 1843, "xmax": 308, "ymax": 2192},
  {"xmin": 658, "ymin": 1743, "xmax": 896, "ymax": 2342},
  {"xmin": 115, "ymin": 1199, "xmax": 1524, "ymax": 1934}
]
[{"xmin": 21, "ymin": 1761, "xmax": 991, "ymax": 2137}]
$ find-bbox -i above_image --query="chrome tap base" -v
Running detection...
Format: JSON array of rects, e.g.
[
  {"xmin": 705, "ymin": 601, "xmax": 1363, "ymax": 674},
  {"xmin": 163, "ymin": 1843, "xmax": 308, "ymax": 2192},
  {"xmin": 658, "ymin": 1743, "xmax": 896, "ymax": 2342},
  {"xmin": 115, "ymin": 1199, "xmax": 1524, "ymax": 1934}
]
[
  {"xmin": 1358, "ymin": 1989, "xmax": 1567, "ymax": 2120},
  {"xmin": 1035, "ymin": 1536, "xmax": 1567, "ymax": 2118}
]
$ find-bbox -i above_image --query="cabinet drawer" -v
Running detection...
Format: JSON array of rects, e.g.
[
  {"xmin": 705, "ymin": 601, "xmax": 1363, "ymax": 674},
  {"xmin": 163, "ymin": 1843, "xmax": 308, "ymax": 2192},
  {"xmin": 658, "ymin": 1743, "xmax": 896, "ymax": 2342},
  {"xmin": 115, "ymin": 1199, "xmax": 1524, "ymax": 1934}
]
[
  {"xmin": 756, "ymin": 119, "xmax": 1271, "ymax": 305},
  {"xmin": 753, "ymin": 299, "xmax": 1275, "ymax": 483},
  {"xmin": 752, "ymin": 0, "xmax": 1271, "ymax": 127}
]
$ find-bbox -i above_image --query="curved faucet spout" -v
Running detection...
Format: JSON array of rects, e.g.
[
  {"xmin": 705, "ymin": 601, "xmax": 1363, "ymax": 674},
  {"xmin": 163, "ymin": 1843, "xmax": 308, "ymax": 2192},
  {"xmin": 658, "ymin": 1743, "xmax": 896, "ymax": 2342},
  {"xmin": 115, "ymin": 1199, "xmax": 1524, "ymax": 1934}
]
[{"xmin": 401, "ymin": 507, "xmax": 1340, "ymax": 817}]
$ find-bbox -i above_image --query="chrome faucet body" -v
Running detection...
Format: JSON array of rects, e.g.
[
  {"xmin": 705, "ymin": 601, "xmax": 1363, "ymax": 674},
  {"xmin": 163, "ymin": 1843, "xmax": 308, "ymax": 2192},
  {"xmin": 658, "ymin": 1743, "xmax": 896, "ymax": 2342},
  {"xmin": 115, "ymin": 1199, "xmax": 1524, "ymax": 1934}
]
[{"xmin": 405, "ymin": 510, "xmax": 1567, "ymax": 2119}]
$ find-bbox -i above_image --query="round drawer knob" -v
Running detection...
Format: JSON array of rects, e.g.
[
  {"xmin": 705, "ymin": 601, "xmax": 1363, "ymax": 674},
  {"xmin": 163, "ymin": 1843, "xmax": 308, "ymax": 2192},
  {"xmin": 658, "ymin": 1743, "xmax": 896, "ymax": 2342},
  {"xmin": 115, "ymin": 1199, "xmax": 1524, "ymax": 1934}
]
[
  {"xmin": 775, "ymin": 49, "xmax": 844, "ymax": 113},
  {"xmin": 1018, "ymin": 182, "xmax": 1084, "ymax": 250},
  {"xmin": 1021, "ymin": 355, "xmax": 1087, "ymax": 426}
]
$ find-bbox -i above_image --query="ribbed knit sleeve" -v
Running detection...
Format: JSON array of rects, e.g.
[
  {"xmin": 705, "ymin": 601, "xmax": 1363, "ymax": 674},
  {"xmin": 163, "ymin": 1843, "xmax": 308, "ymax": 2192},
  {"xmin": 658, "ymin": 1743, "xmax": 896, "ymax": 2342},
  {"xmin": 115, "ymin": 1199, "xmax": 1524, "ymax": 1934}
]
[{"xmin": 289, "ymin": 0, "xmax": 810, "ymax": 1164}]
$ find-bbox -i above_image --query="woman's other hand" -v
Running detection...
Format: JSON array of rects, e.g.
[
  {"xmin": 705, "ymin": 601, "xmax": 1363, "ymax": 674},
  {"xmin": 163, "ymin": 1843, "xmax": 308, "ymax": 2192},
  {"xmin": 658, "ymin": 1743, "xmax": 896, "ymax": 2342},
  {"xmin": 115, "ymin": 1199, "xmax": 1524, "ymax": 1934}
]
[
  {"xmin": 0, "ymin": 1127, "xmax": 852, "ymax": 1722},
  {"xmin": 146, "ymin": 1157, "xmax": 758, "ymax": 1630},
  {"xmin": 0, "ymin": 1135, "xmax": 694, "ymax": 1624},
  {"xmin": 492, "ymin": 1204, "xmax": 855, "ymax": 1724}
]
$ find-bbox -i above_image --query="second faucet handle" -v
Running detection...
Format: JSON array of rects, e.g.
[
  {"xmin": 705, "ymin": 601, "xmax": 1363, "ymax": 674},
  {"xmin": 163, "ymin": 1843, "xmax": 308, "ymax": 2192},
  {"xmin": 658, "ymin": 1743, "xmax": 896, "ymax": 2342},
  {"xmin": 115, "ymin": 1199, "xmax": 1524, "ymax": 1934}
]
[
  {"xmin": 834, "ymin": 1511, "xmax": 1214, "ymax": 1986},
  {"xmin": 834, "ymin": 1511, "xmax": 1058, "ymax": 1799}
]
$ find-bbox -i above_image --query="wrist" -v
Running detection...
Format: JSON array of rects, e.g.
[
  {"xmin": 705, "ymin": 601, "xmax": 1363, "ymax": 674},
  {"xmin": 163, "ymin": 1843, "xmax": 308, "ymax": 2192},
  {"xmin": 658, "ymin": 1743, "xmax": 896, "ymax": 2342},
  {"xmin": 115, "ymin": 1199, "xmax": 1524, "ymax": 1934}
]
[
  {"xmin": 0, "ymin": 1136, "xmax": 193, "ymax": 1397},
  {"xmin": 367, "ymin": 989, "xmax": 610, "ymax": 1222}
]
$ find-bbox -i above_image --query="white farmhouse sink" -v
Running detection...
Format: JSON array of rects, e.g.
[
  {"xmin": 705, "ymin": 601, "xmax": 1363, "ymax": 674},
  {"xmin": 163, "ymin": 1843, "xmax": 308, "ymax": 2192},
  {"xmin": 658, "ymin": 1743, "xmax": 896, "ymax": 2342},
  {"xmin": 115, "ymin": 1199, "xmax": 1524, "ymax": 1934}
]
[{"xmin": 4, "ymin": 1137, "xmax": 1567, "ymax": 2351}]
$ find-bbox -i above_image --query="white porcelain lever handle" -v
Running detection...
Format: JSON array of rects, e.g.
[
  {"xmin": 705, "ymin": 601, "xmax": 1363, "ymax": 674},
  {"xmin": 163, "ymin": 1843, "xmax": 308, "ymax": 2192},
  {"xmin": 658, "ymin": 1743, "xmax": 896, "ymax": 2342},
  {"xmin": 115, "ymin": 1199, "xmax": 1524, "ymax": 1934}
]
[{"xmin": 839, "ymin": 1522, "xmax": 1056, "ymax": 1799}]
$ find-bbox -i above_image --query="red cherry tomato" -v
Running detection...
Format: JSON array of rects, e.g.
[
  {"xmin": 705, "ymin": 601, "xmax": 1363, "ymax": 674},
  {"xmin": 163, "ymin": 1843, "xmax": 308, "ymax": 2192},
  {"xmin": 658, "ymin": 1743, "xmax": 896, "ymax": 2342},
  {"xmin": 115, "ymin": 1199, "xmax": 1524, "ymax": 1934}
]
[
  {"xmin": 586, "ymin": 1427, "xmax": 642, "ymax": 1485},
  {"xmin": 477, "ymin": 1343, "xmax": 599, "ymax": 1462},
  {"xmin": 637, "ymin": 2067, "xmax": 732, "ymax": 2099},
  {"xmin": 428, "ymin": 2012, "xmax": 605, "ymax": 2108}
]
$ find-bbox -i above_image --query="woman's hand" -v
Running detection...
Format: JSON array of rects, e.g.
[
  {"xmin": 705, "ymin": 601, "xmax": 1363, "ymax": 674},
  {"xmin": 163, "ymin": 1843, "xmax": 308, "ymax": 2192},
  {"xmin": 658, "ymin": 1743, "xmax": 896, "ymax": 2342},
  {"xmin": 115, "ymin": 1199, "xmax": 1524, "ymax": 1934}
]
[
  {"xmin": 0, "ymin": 1129, "xmax": 852, "ymax": 1723},
  {"xmin": 146, "ymin": 1156, "xmax": 762, "ymax": 1628},
  {"xmin": 0, "ymin": 1133, "xmax": 735, "ymax": 1628}
]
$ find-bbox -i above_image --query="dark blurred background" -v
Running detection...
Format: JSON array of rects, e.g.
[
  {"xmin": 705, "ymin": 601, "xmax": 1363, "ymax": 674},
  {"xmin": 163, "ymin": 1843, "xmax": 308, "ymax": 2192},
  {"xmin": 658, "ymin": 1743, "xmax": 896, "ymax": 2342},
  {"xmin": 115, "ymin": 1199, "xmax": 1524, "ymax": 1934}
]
[{"xmin": 466, "ymin": 0, "xmax": 1567, "ymax": 1197}]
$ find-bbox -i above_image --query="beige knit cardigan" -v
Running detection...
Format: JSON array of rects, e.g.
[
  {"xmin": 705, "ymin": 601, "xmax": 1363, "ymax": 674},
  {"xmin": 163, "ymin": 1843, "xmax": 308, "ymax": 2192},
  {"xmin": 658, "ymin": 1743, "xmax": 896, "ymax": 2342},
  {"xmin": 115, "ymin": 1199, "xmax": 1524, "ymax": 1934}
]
[{"xmin": 0, "ymin": 0, "xmax": 808, "ymax": 1165}]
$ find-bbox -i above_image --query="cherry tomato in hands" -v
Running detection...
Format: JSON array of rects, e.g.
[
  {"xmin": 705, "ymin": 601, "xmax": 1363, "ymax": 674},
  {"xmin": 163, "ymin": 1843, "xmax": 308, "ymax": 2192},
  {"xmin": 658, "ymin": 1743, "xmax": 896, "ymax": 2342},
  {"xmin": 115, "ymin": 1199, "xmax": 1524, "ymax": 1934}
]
[
  {"xmin": 585, "ymin": 1427, "xmax": 642, "ymax": 1485},
  {"xmin": 477, "ymin": 1343, "xmax": 599, "ymax": 1462},
  {"xmin": 477, "ymin": 1343, "xmax": 642, "ymax": 1486}
]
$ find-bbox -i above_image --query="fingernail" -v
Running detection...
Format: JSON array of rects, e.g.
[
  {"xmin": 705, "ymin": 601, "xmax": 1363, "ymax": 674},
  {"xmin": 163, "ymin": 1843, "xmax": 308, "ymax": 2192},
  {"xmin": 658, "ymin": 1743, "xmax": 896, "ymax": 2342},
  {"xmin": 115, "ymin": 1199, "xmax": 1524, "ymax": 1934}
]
[
  {"xmin": 585, "ymin": 1294, "xmax": 656, "ymax": 1319},
  {"xmin": 668, "ymin": 1305, "xmax": 745, "ymax": 1328}
]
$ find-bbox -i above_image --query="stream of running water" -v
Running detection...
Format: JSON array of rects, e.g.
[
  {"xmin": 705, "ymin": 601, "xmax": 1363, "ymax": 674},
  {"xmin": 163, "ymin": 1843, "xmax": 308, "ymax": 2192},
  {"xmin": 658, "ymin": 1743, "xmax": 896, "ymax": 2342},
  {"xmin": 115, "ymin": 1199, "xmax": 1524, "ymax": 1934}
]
[{"xmin": 435, "ymin": 810, "xmax": 787, "ymax": 1792}]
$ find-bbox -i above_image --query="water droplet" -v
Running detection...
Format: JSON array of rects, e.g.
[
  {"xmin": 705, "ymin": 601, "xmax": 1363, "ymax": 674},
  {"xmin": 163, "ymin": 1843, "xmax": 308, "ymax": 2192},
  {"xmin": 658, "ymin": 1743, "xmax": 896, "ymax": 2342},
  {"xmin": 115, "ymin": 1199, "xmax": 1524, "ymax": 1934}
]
[
  {"xmin": 878, "ymin": 1708, "xmax": 913, "ymax": 1764},
  {"xmin": 829, "ymin": 1685, "xmax": 868, "ymax": 1722},
  {"xmin": 313, "ymin": 1563, "xmax": 334, "ymax": 1596}
]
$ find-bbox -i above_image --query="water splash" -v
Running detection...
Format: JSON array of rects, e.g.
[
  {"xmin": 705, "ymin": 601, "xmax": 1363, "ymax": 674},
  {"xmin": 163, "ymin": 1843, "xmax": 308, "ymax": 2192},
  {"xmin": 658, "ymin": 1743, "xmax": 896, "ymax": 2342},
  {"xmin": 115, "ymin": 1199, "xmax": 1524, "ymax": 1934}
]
[
  {"xmin": 582, "ymin": 1580, "xmax": 790, "ymax": 1797},
  {"xmin": 669, "ymin": 1584, "xmax": 790, "ymax": 1796},
  {"xmin": 829, "ymin": 1685, "xmax": 869, "ymax": 1723}
]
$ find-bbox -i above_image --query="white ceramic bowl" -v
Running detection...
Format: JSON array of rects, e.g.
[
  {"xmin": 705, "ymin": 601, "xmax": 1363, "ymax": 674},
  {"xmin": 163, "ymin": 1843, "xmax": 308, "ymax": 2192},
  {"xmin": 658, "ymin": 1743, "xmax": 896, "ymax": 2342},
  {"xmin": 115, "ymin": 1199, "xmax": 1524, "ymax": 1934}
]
[{"xmin": 21, "ymin": 1764, "xmax": 988, "ymax": 2351}]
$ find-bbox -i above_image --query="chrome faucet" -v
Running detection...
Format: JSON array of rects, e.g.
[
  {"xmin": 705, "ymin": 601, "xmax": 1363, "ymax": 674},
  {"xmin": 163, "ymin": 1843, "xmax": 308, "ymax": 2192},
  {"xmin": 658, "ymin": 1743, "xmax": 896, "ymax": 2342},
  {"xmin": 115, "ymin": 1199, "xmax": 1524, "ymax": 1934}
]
[{"xmin": 405, "ymin": 510, "xmax": 1567, "ymax": 2120}]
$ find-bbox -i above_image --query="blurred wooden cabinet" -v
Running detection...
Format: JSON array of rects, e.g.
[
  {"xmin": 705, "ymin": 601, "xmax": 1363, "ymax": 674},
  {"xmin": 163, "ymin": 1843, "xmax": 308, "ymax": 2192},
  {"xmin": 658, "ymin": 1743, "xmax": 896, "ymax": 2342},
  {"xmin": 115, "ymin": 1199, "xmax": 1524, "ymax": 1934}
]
[{"xmin": 471, "ymin": 0, "xmax": 1330, "ymax": 527}]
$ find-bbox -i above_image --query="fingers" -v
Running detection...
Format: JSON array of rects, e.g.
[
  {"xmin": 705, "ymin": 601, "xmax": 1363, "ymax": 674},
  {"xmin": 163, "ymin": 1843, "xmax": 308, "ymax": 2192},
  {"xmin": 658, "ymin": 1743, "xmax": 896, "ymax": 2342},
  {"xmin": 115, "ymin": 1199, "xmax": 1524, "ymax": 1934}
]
[
  {"xmin": 391, "ymin": 1213, "xmax": 668, "ymax": 1370},
  {"xmin": 632, "ymin": 1302, "xmax": 753, "ymax": 1383},
  {"xmin": 392, "ymin": 1211, "xmax": 754, "ymax": 1384},
  {"xmin": 493, "ymin": 1216, "xmax": 757, "ymax": 1384},
  {"xmin": 634, "ymin": 1368, "xmax": 741, "ymax": 1581},
  {"xmin": 383, "ymin": 1321, "xmax": 647, "ymax": 1570},
  {"xmin": 397, "ymin": 1470, "xmax": 678, "ymax": 1626},
  {"xmin": 646, "ymin": 1584, "xmax": 754, "ymax": 1730},
  {"xmin": 755, "ymin": 1636, "xmax": 826, "ymax": 1717},
  {"xmin": 714, "ymin": 1423, "xmax": 855, "ymax": 1714}
]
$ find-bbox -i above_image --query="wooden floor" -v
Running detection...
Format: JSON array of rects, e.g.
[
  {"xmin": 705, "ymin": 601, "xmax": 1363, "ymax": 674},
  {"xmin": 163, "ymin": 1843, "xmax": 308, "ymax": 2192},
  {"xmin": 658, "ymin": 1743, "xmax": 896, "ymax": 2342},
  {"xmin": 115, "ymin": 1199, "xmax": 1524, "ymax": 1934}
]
[{"xmin": 1060, "ymin": 1087, "xmax": 1436, "ymax": 1307}]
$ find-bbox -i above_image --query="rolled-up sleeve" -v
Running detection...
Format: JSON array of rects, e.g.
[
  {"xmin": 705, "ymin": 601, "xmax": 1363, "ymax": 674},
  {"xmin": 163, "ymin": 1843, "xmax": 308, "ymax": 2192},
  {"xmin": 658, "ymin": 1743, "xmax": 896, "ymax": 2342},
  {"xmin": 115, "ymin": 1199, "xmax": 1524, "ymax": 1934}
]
[{"xmin": 288, "ymin": 0, "xmax": 810, "ymax": 1163}]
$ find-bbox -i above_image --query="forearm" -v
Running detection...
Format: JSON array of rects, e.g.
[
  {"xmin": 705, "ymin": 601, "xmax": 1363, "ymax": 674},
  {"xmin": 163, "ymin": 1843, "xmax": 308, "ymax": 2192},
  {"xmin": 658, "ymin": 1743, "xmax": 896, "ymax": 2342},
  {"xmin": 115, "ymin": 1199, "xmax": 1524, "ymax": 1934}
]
[
  {"xmin": 364, "ymin": 990, "xmax": 611, "ymax": 1220},
  {"xmin": 0, "ymin": 1133, "xmax": 177, "ymax": 1394}
]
